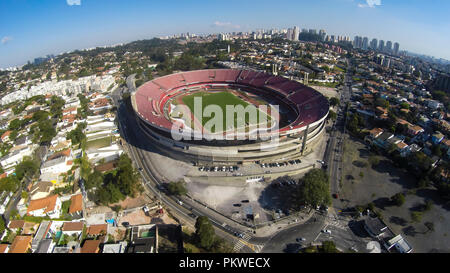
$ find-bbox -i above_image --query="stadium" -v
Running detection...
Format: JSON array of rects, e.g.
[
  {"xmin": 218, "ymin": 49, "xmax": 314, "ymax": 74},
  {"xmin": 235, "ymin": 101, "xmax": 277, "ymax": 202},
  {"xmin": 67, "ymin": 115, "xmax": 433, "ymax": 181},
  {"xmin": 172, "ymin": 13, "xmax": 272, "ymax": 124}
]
[{"xmin": 131, "ymin": 69, "xmax": 329, "ymax": 164}]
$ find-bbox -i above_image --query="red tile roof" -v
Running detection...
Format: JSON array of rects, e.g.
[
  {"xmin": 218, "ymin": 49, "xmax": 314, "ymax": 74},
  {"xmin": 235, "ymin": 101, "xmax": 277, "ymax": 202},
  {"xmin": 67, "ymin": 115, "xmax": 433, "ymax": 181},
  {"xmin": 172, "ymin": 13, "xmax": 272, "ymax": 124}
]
[
  {"xmin": 27, "ymin": 195, "xmax": 59, "ymax": 215},
  {"xmin": 0, "ymin": 244, "xmax": 9, "ymax": 253},
  {"xmin": 69, "ymin": 194, "xmax": 83, "ymax": 214},
  {"xmin": 87, "ymin": 224, "xmax": 107, "ymax": 236},
  {"xmin": 62, "ymin": 221, "xmax": 84, "ymax": 231},
  {"xmin": 9, "ymin": 236, "xmax": 32, "ymax": 253},
  {"xmin": 80, "ymin": 240, "xmax": 101, "ymax": 253}
]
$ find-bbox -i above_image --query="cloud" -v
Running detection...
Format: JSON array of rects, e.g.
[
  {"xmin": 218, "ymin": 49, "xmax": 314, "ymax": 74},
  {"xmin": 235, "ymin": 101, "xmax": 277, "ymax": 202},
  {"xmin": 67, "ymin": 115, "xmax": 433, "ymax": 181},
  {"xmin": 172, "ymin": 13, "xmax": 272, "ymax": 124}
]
[
  {"xmin": 358, "ymin": 0, "xmax": 381, "ymax": 8},
  {"xmin": 1, "ymin": 36, "xmax": 12, "ymax": 45},
  {"xmin": 66, "ymin": 0, "xmax": 81, "ymax": 6},
  {"xmin": 212, "ymin": 21, "xmax": 241, "ymax": 29}
]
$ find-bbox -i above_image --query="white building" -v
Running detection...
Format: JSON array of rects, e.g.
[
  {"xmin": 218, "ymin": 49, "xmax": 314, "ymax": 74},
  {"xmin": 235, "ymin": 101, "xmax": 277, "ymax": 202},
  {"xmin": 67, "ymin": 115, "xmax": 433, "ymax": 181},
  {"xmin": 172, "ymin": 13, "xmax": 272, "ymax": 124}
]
[
  {"xmin": 0, "ymin": 145, "xmax": 34, "ymax": 171},
  {"xmin": 27, "ymin": 195, "xmax": 62, "ymax": 219}
]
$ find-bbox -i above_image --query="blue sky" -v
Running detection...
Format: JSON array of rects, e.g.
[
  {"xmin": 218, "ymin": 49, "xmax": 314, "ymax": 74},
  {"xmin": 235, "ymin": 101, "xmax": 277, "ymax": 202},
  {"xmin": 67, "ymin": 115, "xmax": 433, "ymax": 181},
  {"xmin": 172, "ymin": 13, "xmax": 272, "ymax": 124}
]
[{"xmin": 1, "ymin": 0, "xmax": 450, "ymax": 68}]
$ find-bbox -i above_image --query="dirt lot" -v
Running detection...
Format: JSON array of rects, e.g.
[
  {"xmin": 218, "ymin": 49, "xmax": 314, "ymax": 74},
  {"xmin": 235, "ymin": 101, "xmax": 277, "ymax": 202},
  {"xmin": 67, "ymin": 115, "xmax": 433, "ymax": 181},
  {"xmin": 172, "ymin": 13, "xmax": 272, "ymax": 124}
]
[
  {"xmin": 111, "ymin": 193, "xmax": 152, "ymax": 210},
  {"xmin": 339, "ymin": 137, "xmax": 450, "ymax": 252},
  {"xmin": 117, "ymin": 208, "xmax": 177, "ymax": 226},
  {"xmin": 118, "ymin": 209, "xmax": 151, "ymax": 226}
]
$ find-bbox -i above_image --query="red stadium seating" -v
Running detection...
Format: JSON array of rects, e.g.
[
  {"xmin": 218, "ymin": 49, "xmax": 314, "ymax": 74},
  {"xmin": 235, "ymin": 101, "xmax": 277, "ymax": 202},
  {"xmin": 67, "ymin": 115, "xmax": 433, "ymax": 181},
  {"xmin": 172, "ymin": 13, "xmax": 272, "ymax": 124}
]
[{"xmin": 134, "ymin": 69, "xmax": 329, "ymax": 132}]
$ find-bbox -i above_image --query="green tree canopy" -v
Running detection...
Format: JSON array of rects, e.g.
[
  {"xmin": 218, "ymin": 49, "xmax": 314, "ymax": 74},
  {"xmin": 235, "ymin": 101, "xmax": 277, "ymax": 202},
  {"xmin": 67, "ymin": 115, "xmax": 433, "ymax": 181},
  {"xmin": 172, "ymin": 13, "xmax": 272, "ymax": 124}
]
[
  {"xmin": 297, "ymin": 169, "xmax": 331, "ymax": 208},
  {"xmin": 194, "ymin": 216, "xmax": 216, "ymax": 250},
  {"xmin": 391, "ymin": 193, "xmax": 405, "ymax": 207},
  {"xmin": 329, "ymin": 97, "xmax": 340, "ymax": 107},
  {"xmin": 168, "ymin": 181, "xmax": 188, "ymax": 196}
]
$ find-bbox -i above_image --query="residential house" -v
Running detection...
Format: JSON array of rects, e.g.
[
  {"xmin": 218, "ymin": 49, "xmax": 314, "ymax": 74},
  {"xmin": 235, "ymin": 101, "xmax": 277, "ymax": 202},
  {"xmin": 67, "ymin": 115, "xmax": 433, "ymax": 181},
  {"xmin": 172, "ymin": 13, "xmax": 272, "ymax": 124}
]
[
  {"xmin": 40, "ymin": 156, "xmax": 73, "ymax": 175},
  {"xmin": 373, "ymin": 132, "xmax": 394, "ymax": 149},
  {"xmin": 102, "ymin": 241, "xmax": 128, "ymax": 253},
  {"xmin": 35, "ymin": 239, "xmax": 55, "ymax": 253},
  {"xmin": 407, "ymin": 125, "xmax": 424, "ymax": 136},
  {"xmin": 126, "ymin": 224, "xmax": 157, "ymax": 253},
  {"xmin": 9, "ymin": 235, "xmax": 33, "ymax": 253},
  {"xmin": 40, "ymin": 149, "xmax": 74, "ymax": 184},
  {"xmin": 62, "ymin": 106, "xmax": 78, "ymax": 116},
  {"xmin": 87, "ymin": 224, "xmax": 108, "ymax": 240},
  {"xmin": 80, "ymin": 240, "xmax": 101, "ymax": 253},
  {"xmin": 431, "ymin": 131, "xmax": 444, "ymax": 145},
  {"xmin": 7, "ymin": 220, "xmax": 25, "ymax": 233},
  {"xmin": 86, "ymin": 144, "xmax": 123, "ymax": 164},
  {"xmin": 27, "ymin": 195, "xmax": 62, "ymax": 219},
  {"xmin": 1, "ymin": 130, "xmax": 11, "ymax": 143},
  {"xmin": 369, "ymin": 128, "xmax": 384, "ymax": 139},
  {"xmin": 0, "ymin": 244, "xmax": 10, "ymax": 253},
  {"xmin": 0, "ymin": 145, "xmax": 34, "ymax": 171},
  {"xmin": 31, "ymin": 221, "xmax": 52, "ymax": 252},
  {"xmin": 396, "ymin": 141, "xmax": 409, "ymax": 153},
  {"xmin": 68, "ymin": 194, "xmax": 83, "ymax": 218},
  {"xmin": 29, "ymin": 181, "xmax": 54, "ymax": 200},
  {"xmin": 61, "ymin": 221, "xmax": 84, "ymax": 237},
  {"xmin": 14, "ymin": 136, "xmax": 32, "ymax": 147}
]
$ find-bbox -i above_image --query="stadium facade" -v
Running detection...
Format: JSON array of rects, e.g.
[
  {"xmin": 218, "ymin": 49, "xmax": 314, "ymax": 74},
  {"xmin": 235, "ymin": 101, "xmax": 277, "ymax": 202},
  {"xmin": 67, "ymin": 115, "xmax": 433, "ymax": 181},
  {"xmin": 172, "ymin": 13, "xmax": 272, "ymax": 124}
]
[{"xmin": 131, "ymin": 69, "xmax": 329, "ymax": 164}]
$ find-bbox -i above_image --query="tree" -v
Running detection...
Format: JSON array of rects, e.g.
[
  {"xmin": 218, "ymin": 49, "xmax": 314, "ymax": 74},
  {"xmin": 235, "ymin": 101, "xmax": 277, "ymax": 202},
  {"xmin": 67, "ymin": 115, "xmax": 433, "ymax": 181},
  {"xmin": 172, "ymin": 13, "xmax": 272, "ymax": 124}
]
[
  {"xmin": 411, "ymin": 211, "xmax": 423, "ymax": 223},
  {"xmin": 328, "ymin": 110, "xmax": 337, "ymax": 121},
  {"xmin": 424, "ymin": 200, "xmax": 433, "ymax": 212},
  {"xmin": 0, "ymin": 217, "xmax": 5, "ymax": 235},
  {"xmin": 391, "ymin": 193, "xmax": 405, "ymax": 207},
  {"xmin": 417, "ymin": 177, "xmax": 430, "ymax": 188},
  {"xmin": 368, "ymin": 155, "xmax": 380, "ymax": 167},
  {"xmin": 8, "ymin": 119, "xmax": 22, "ymax": 131},
  {"xmin": 321, "ymin": 241, "xmax": 339, "ymax": 253},
  {"xmin": 194, "ymin": 216, "xmax": 216, "ymax": 250},
  {"xmin": 168, "ymin": 181, "xmax": 187, "ymax": 196},
  {"xmin": 93, "ymin": 154, "xmax": 140, "ymax": 205},
  {"xmin": 329, "ymin": 97, "xmax": 340, "ymax": 107},
  {"xmin": 375, "ymin": 98, "xmax": 389, "ymax": 109},
  {"xmin": 297, "ymin": 169, "xmax": 331, "ymax": 208},
  {"xmin": 86, "ymin": 170, "xmax": 103, "ymax": 190},
  {"xmin": 67, "ymin": 123, "xmax": 86, "ymax": 146},
  {"xmin": 400, "ymin": 102, "xmax": 410, "ymax": 109},
  {"xmin": 15, "ymin": 158, "xmax": 39, "ymax": 181}
]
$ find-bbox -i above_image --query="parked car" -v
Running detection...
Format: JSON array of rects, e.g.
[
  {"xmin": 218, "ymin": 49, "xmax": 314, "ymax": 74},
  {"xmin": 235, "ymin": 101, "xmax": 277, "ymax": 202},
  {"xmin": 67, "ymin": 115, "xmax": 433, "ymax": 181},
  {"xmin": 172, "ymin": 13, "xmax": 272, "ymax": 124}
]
[{"xmin": 143, "ymin": 206, "xmax": 149, "ymax": 213}]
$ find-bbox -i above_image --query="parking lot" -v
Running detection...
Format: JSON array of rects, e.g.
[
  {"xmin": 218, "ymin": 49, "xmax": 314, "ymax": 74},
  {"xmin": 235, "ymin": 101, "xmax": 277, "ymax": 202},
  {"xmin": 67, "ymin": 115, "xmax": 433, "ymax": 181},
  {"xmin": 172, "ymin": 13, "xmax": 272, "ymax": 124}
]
[{"xmin": 339, "ymin": 137, "xmax": 450, "ymax": 252}]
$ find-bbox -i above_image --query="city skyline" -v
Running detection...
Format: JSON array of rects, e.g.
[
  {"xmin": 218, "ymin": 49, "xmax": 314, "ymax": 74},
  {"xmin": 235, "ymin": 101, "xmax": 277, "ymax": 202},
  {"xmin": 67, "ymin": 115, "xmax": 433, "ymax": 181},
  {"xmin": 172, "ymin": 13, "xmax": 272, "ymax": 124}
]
[{"xmin": 1, "ymin": 0, "xmax": 450, "ymax": 68}]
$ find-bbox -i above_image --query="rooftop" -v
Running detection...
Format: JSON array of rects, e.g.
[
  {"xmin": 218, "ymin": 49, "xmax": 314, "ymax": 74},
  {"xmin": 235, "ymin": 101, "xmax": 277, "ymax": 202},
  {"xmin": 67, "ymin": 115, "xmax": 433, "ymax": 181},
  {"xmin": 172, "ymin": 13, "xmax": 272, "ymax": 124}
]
[
  {"xmin": 62, "ymin": 221, "xmax": 84, "ymax": 232},
  {"xmin": 364, "ymin": 217, "xmax": 387, "ymax": 236},
  {"xmin": 69, "ymin": 194, "xmax": 83, "ymax": 214},
  {"xmin": 87, "ymin": 224, "xmax": 107, "ymax": 236},
  {"xmin": 9, "ymin": 235, "xmax": 32, "ymax": 253},
  {"xmin": 80, "ymin": 240, "xmax": 101, "ymax": 253},
  {"xmin": 8, "ymin": 220, "xmax": 25, "ymax": 229},
  {"xmin": 27, "ymin": 194, "xmax": 59, "ymax": 214}
]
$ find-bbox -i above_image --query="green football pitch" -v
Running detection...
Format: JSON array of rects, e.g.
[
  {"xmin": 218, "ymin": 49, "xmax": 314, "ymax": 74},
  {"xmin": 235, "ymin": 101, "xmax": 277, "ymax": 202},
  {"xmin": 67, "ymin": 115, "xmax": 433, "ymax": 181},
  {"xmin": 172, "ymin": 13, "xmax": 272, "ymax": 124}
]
[{"xmin": 181, "ymin": 91, "xmax": 271, "ymax": 133}]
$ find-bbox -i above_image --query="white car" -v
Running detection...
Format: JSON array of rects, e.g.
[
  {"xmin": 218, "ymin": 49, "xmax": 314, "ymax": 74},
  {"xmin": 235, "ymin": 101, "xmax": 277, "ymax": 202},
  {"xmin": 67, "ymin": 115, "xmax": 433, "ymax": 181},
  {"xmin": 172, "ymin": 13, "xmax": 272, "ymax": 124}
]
[
  {"xmin": 143, "ymin": 206, "xmax": 149, "ymax": 213},
  {"xmin": 322, "ymin": 229, "xmax": 332, "ymax": 234}
]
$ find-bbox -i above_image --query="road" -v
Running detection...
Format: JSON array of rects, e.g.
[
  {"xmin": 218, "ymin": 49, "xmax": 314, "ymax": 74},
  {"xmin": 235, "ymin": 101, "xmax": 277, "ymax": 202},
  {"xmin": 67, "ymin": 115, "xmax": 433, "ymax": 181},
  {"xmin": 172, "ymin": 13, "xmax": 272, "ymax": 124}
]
[{"xmin": 324, "ymin": 58, "xmax": 353, "ymax": 214}]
